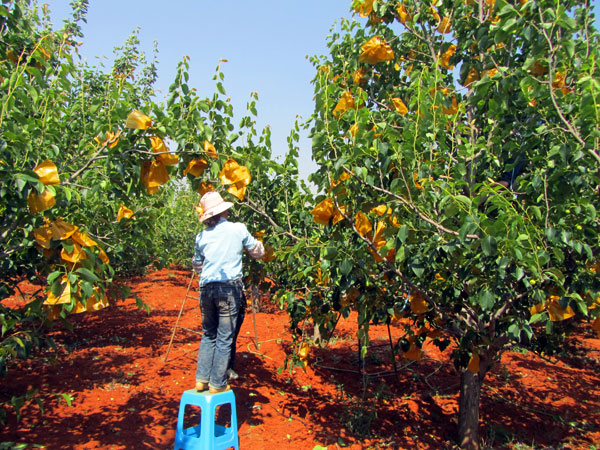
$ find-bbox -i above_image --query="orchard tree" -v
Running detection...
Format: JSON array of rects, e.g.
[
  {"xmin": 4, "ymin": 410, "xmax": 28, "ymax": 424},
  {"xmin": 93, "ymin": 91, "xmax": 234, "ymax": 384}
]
[
  {"xmin": 288, "ymin": 0, "xmax": 600, "ymax": 448},
  {"xmin": 0, "ymin": 0, "xmax": 282, "ymax": 385}
]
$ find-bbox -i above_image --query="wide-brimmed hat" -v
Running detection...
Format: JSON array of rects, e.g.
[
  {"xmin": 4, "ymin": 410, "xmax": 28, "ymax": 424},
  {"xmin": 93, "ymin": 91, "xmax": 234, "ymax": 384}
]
[{"xmin": 198, "ymin": 191, "xmax": 233, "ymax": 223}]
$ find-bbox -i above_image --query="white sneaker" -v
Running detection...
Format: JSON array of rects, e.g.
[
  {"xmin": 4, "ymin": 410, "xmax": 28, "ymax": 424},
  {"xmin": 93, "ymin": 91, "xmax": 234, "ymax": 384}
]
[{"xmin": 227, "ymin": 369, "xmax": 239, "ymax": 380}]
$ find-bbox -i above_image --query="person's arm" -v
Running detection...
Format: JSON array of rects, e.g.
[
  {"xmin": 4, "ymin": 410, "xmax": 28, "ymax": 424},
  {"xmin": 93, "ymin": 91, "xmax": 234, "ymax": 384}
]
[
  {"xmin": 247, "ymin": 240, "xmax": 265, "ymax": 260},
  {"xmin": 192, "ymin": 233, "xmax": 204, "ymax": 273},
  {"xmin": 241, "ymin": 225, "xmax": 265, "ymax": 260}
]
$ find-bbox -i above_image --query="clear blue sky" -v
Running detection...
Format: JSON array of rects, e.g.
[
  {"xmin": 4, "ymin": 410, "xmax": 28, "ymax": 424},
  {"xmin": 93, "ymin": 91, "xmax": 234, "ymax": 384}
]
[{"xmin": 45, "ymin": 1, "xmax": 600, "ymax": 183}]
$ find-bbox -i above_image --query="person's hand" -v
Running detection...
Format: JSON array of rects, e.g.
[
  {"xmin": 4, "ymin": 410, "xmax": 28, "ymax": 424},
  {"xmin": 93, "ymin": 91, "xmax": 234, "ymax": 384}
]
[{"xmin": 248, "ymin": 241, "xmax": 265, "ymax": 260}]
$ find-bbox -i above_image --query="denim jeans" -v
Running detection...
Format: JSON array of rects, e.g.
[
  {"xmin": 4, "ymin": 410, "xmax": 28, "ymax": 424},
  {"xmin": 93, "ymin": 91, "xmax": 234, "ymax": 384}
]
[
  {"xmin": 196, "ymin": 280, "xmax": 243, "ymax": 389},
  {"xmin": 229, "ymin": 295, "xmax": 246, "ymax": 370}
]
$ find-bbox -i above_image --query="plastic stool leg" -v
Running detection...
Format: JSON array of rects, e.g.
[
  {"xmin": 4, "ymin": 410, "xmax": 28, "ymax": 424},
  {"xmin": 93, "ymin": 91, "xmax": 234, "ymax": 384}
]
[{"xmin": 174, "ymin": 389, "xmax": 239, "ymax": 450}]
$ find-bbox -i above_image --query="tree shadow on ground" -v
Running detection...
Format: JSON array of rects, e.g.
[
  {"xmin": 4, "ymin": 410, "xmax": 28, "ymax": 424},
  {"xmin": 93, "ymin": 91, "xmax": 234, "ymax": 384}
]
[
  {"xmin": 479, "ymin": 346, "xmax": 600, "ymax": 449},
  {"xmin": 1, "ymin": 300, "xmax": 185, "ymax": 447},
  {"xmin": 3, "ymin": 270, "xmax": 599, "ymax": 449}
]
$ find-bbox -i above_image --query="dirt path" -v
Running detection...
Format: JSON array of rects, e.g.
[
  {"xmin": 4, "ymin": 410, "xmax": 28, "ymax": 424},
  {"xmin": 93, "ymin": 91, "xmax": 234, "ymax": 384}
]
[{"xmin": 2, "ymin": 268, "xmax": 599, "ymax": 449}]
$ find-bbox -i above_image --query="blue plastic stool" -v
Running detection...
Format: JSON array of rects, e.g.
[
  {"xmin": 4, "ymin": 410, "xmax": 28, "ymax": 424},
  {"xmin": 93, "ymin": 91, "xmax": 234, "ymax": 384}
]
[{"xmin": 174, "ymin": 388, "xmax": 239, "ymax": 450}]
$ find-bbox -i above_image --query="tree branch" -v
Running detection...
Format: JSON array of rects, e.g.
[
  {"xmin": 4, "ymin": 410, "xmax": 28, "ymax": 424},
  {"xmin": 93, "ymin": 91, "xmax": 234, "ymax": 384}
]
[
  {"xmin": 535, "ymin": 8, "xmax": 600, "ymax": 164},
  {"xmin": 342, "ymin": 164, "xmax": 480, "ymax": 240},
  {"xmin": 244, "ymin": 196, "xmax": 301, "ymax": 242}
]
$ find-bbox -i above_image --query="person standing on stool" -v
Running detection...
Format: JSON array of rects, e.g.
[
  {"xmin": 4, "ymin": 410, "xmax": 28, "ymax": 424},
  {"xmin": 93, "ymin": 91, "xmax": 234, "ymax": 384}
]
[{"xmin": 192, "ymin": 191, "xmax": 264, "ymax": 393}]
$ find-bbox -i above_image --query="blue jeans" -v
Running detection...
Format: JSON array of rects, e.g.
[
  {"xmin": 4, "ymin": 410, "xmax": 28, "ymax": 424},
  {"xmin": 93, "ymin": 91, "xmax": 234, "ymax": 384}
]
[
  {"xmin": 230, "ymin": 296, "xmax": 245, "ymax": 370},
  {"xmin": 196, "ymin": 281, "xmax": 243, "ymax": 390}
]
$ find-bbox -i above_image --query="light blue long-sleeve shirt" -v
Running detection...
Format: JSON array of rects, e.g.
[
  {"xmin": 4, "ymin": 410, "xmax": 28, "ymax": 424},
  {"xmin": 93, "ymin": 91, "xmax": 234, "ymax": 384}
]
[{"xmin": 192, "ymin": 218, "xmax": 261, "ymax": 286}]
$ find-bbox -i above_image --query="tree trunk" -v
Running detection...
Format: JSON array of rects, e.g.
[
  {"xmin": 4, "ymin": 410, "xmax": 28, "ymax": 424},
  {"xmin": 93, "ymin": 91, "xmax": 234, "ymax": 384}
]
[{"xmin": 458, "ymin": 369, "xmax": 483, "ymax": 450}]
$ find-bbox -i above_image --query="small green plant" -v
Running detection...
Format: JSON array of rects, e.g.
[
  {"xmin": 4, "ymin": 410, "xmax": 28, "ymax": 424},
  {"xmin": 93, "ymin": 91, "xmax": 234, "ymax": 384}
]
[
  {"xmin": 335, "ymin": 384, "xmax": 378, "ymax": 438},
  {"xmin": 0, "ymin": 443, "xmax": 43, "ymax": 449},
  {"xmin": 55, "ymin": 393, "xmax": 74, "ymax": 407},
  {"xmin": 483, "ymin": 423, "xmax": 513, "ymax": 447},
  {"xmin": 496, "ymin": 365, "xmax": 512, "ymax": 384},
  {"xmin": 511, "ymin": 346, "xmax": 530, "ymax": 354},
  {"xmin": 109, "ymin": 335, "xmax": 127, "ymax": 344},
  {"xmin": 1, "ymin": 388, "xmax": 44, "ymax": 424}
]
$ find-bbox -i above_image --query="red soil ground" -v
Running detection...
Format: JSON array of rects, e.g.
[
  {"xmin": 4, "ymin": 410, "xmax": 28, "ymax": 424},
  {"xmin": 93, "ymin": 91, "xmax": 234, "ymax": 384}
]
[{"xmin": 1, "ymin": 268, "xmax": 600, "ymax": 449}]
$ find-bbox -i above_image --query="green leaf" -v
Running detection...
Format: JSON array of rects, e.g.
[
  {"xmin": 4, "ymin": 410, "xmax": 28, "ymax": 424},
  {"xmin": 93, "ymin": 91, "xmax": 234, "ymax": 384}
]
[
  {"xmin": 529, "ymin": 312, "xmax": 544, "ymax": 324},
  {"xmin": 59, "ymin": 393, "xmax": 73, "ymax": 407},
  {"xmin": 14, "ymin": 172, "xmax": 40, "ymax": 185},
  {"xmin": 323, "ymin": 247, "xmax": 337, "ymax": 260},
  {"xmin": 563, "ymin": 40, "xmax": 575, "ymax": 59},
  {"xmin": 454, "ymin": 195, "xmax": 472, "ymax": 208},
  {"xmin": 410, "ymin": 260, "xmax": 425, "ymax": 278},
  {"xmin": 397, "ymin": 225, "xmax": 408, "ymax": 243},
  {"xmin": 47, "ymin": 271, "xmax": 62, "ymax": 284},
  {"xmin": 544, "ymin": 267, "xmax": 565, "ymax": 284},
  {"xmin": 63, "ymin": 186, "xmax": 72, "ymax": 202},
  {"xmin": 501, "ymin": 17, "xmax": 518, "ymax": 32},
  {"xmin": 573, "ymin": 295, "xmax": 587, "ymax": 316},
  {"xmin": 529, "ymin": 206, "xmax": 542, "ymax": 221},
  {"xmin": 584, "ymin": 204, "xmax": 596, "ymax": 219},
  {"xmin": 513, "ymin": 266, "xmax": 524, "ymax": 281},
  {"xmin": 13, "ymin": 337, "xmax": 25, "ymax": 350},
  {"xmin": 211, "ymin": 161, "xmax": 220, "ymax": 178},
  {"xmin": 507, "ymin": 323, "xmax": 521, "ymax": 340},
  {"xmin": 478, "ymin": 291, "xmax": 495, "ymax": 310},
  {"xmin": 76, "ymin": 268, "xmax": 100, "ymax": 283},
  {"xmin": 481, "ymin": 236, "xmax": 497, "ymax": 257},
  {"xmin": 396, "ymin": 245, "xmax": 406, "ymax": 262},
  {"xmin": 340, "ymin": 258, "xmax": 352, "ymax": 276},
  {"xmin": 459, "ymin": 222, "xmax": 477, "ymax": 241},
  {"xmin": 334, "ymin": 157, "xmax": 347, "ymax": 172}
]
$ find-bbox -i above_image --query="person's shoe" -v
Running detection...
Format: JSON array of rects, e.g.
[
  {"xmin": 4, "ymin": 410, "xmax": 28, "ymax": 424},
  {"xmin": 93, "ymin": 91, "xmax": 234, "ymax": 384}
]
[
  {"xmin": 195, "ymin": 382, "xmax": 208, "ymax": 392},
  {"xmin": 227, "ymin": 369, "xmax": 239, "ymax": 380},
  {"xmin": 209, "ymin": 384, "xmax": 231, "ymax": 394}
]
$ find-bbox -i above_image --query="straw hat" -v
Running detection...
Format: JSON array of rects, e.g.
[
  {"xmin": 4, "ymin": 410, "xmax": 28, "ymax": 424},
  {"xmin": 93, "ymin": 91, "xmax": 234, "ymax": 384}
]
[{"xmin": 198, "ymin": 191, "xmax": 233, "ymax": 223}]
